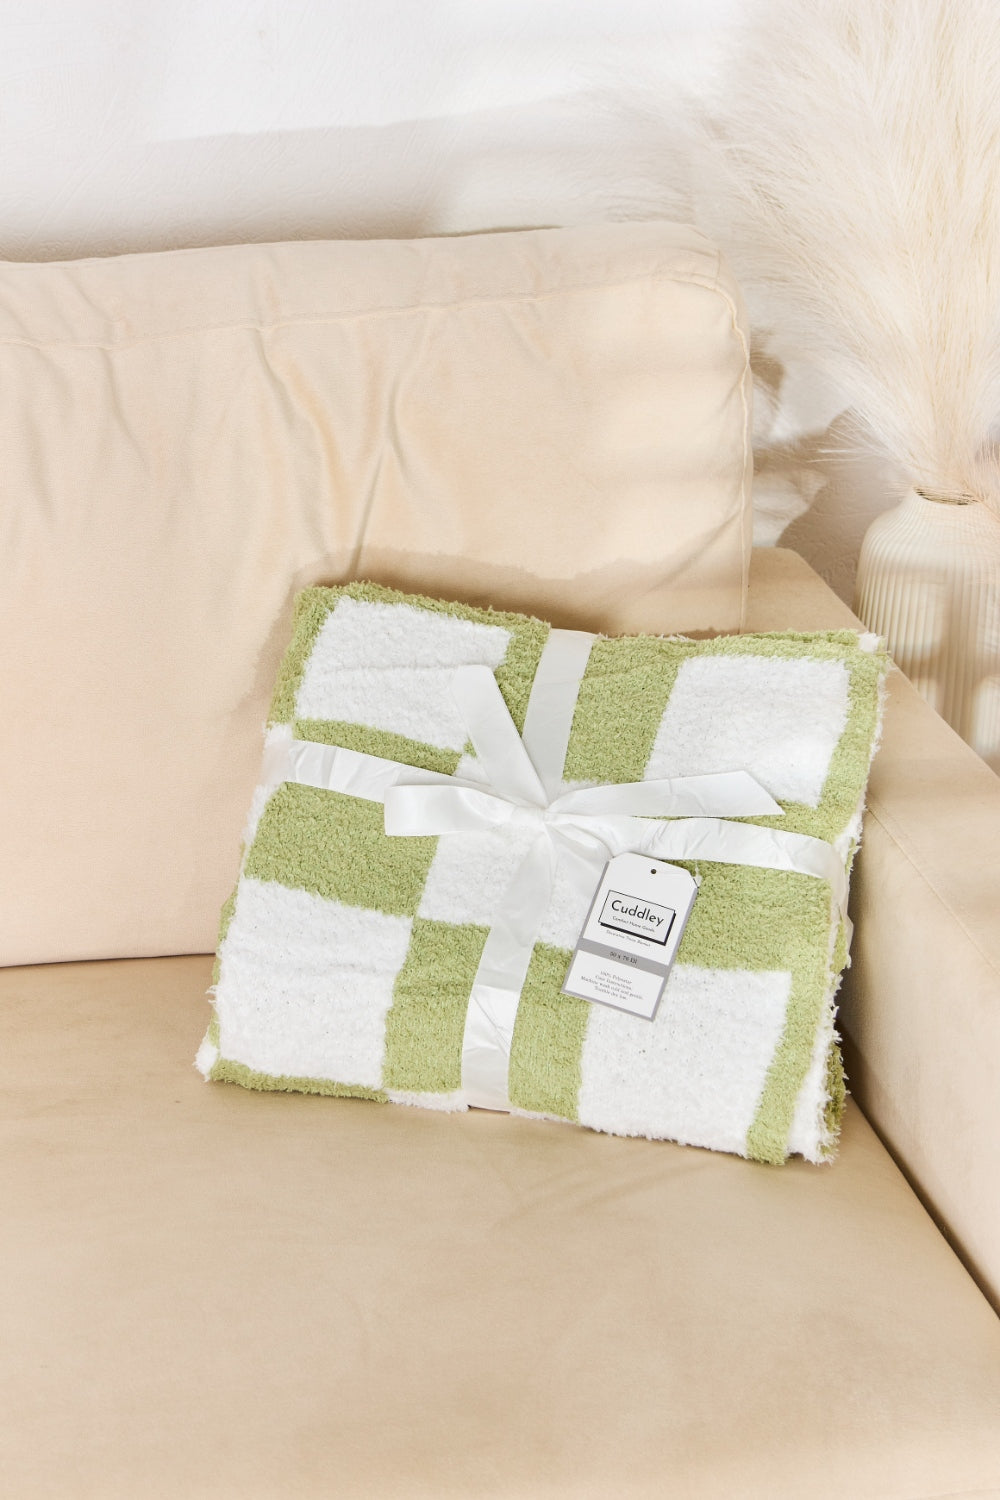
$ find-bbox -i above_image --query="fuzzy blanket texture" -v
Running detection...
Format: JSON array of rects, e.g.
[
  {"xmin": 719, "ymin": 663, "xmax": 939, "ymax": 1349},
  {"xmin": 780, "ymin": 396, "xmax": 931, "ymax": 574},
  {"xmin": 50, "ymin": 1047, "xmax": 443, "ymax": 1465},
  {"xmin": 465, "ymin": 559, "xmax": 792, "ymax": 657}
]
[{"xmin": 198, "ymin": 582, "xmax": 887, "ymax": 1164}]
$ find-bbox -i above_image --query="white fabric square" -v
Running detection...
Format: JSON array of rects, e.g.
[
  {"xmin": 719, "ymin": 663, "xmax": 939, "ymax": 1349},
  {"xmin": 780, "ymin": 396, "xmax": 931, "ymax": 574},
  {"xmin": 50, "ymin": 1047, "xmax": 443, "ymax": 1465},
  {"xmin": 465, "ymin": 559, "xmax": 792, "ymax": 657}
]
[
  {"xmin": 215, "ymin": 878, "xmax": 412, "ymax": 1087},
  {"xmin": 646, "ymin": 655, "xmax": 850, "ymax": 807},
  {"xmin": 418, "ymin": 824, "xmax": 537, "ymax": 927},
  {"xmin": 537, "ymin": 841, "xmax": 603, "ymax": 949},
  {"xmin": 295, "ymin": 598, "xmax": 510, "ymax": 750},
  {"xmin": 576, "ymin": 966, "xmax": 792, "ymax": 1155}
]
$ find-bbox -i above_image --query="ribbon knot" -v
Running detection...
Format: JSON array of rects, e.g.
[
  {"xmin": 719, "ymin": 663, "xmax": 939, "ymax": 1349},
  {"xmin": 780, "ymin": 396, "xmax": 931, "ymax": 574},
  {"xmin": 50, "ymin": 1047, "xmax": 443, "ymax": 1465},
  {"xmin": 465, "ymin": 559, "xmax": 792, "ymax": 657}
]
[
  {"xmin": 381, "ymin": 663, "xmax": 847, "ymax": 1113},
  {"xmin": 263, "ymin": 641, "xmax": 852, "ymax": 1117},
  {"xmin": 508, "ymin": 804, "xmax": 547, "ymax": 831}
]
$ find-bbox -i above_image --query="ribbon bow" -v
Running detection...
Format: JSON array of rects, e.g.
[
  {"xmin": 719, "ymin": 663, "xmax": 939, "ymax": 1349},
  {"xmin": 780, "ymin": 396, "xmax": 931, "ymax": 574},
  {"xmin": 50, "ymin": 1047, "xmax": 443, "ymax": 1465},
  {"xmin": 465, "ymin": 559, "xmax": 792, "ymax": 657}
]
[
  {"xmin": 262, "ymin": 642, "xmax": 850, "ymax": 1115},
  {"xmin": 381, "ymin": 664, "xmax": 845, "ymax": 1111}
]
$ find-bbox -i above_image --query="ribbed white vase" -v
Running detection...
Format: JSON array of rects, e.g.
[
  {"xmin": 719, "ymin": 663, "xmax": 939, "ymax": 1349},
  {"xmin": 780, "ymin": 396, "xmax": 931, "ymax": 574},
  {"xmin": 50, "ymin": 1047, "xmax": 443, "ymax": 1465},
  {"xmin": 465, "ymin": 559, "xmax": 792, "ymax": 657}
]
[{"xmin": 854, "ymin": 489, "xmax": 1000, "ymax": 772}]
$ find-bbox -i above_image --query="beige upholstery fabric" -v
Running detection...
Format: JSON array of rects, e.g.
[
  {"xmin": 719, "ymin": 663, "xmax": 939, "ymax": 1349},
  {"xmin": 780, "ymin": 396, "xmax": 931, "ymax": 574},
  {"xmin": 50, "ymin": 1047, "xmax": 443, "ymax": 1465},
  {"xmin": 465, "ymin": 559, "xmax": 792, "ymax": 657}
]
[
  {"xmin": 750, "ymin": 548, "xmax": 1000, "ymax": 1313},
  {"xmin": 0, "ymin": 223, "xmax": 751, "ymax": 969},
  {"xmin": 2, "ymin": 951, "xmax": 1000, "ymax": 1499},
  {"xmin": 2, "ymin": 551, "xmax": 998, "ymax": 1495}
]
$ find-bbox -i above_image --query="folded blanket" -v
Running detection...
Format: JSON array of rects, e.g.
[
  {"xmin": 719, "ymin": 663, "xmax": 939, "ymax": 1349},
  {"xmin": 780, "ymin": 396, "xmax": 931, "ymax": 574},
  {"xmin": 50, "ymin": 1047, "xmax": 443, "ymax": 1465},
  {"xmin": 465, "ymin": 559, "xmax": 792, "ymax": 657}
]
[{"xmin": 198, "ymin": 582, "xmax": 887, "ymax": 1163}]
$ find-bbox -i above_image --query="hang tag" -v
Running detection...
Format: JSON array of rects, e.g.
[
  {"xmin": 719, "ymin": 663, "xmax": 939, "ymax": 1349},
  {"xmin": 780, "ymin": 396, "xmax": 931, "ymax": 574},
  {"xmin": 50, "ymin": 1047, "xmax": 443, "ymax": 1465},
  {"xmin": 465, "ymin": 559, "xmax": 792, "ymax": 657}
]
[{"xmin": 561, "ymin": 853, "xmax": 697, "ymax": 1020}]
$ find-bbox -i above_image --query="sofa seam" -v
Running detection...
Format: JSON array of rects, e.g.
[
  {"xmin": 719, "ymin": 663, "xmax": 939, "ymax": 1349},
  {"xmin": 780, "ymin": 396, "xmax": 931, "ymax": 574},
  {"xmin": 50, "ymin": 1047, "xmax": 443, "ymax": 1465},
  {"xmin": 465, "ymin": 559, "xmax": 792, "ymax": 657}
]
[
  {"xmin": 0, "ymin": 267, "xmax": 740, "ymax": 353},
  {"xmin": 863, "ymin": 800, "xmax": 1000, "ymax": 981}
]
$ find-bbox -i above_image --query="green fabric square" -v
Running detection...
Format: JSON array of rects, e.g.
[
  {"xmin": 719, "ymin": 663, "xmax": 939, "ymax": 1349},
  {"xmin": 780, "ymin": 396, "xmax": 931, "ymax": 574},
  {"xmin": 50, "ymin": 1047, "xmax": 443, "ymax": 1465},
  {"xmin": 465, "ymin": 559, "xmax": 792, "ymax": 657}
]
[
  {"xmin": 564, "ymin": 636, "xmax": 680, "ymax": 784},
  {"xmin": 207, "ymin": 1054, "xmax": 387, "ymax": 1103},
  {"xmin": 508, "ymin": 944, "xmax": 589, "ymax": 1122},
  {"xmin": 382, "ymin": 920, "xmax": 487, "ymax": 1094},
  {"xmin": 245, "ymin": 782, "xmax": 435, "ymax": 918}
]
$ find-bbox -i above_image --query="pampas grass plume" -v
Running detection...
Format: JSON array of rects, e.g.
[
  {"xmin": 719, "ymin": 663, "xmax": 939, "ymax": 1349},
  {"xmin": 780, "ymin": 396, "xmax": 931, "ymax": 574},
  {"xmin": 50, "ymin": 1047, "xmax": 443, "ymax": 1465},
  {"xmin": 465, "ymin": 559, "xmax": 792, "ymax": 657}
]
[{"xmin": 697, "ymin": 0, "xmax": 1000, "ymax": 511}]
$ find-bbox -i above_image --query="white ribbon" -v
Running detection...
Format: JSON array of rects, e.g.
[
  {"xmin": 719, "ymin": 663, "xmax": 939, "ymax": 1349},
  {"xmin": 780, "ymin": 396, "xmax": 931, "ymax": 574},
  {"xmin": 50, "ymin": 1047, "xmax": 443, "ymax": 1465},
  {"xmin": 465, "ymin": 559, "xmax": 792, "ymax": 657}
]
[{"xmin": 262, "ymin": 628, "xmax": 851, "ymax": 1115}]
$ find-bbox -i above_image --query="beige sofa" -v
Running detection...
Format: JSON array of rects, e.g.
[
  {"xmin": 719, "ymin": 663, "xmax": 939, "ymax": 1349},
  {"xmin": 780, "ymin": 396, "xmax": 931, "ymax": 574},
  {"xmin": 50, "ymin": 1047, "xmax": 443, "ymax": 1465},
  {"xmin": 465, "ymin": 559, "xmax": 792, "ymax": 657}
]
[{"xmin": 2, "ymin": 222, "xmax": 999, "ymax": 1499}]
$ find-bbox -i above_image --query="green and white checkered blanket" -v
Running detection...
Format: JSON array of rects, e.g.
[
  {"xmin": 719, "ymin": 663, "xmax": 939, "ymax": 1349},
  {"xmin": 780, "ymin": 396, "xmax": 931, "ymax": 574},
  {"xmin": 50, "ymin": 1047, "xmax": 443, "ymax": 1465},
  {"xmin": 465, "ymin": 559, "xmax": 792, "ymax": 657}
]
[{"xmin": 198, "ymin": 581, "xmax": 887, "ymax": 1163}]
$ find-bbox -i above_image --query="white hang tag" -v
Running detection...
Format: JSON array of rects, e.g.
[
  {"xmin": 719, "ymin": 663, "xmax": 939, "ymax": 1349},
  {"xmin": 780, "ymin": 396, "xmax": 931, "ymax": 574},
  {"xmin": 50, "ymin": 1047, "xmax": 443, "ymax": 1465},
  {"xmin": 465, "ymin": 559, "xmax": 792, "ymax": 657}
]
[{"xmin": 561, "ymin": 852, "xmax": 698, "ymax": 1021}]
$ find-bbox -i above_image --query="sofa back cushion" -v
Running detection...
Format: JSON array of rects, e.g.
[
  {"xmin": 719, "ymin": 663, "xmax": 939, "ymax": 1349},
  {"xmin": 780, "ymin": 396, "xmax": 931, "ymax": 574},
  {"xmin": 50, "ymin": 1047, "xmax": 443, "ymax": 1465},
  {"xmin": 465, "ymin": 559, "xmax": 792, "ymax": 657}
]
[{"xmin": 0, "ymin": 222, "xmax": 751, "ymax": 965}]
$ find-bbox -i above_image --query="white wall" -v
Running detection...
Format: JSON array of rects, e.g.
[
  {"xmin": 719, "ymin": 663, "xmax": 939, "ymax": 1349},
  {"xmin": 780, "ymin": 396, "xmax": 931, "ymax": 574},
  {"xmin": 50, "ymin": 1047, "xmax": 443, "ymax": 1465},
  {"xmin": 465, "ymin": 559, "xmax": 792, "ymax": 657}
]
[{"xmin": 0, "ymin": 0, "xmax": 885, "ymax": 600}]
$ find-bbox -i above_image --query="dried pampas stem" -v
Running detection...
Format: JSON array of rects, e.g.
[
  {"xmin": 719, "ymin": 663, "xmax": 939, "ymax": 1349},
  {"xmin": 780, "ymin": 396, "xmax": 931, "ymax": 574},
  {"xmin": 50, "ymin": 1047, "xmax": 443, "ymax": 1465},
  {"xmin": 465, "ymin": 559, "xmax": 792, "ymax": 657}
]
[{"xmin": 697, "ymin": 0, "xmax": 1000, "ymax": 512}]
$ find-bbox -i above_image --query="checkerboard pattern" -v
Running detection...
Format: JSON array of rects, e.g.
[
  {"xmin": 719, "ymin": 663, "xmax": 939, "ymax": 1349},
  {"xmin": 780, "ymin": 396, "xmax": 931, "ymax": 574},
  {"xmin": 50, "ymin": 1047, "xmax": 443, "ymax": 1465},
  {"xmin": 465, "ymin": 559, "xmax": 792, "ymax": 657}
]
[{"xmin": 198, "ymin": 582, "xmax": 887, "ymax": 1163}]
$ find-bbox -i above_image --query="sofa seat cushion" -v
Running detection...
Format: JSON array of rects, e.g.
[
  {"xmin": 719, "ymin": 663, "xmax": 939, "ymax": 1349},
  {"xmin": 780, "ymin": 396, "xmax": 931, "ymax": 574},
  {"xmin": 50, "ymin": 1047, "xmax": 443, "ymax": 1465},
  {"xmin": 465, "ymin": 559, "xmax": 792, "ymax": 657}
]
[{"xmin": 2, "ymin": 954, "xmax": 999, "ymax": 1499}]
